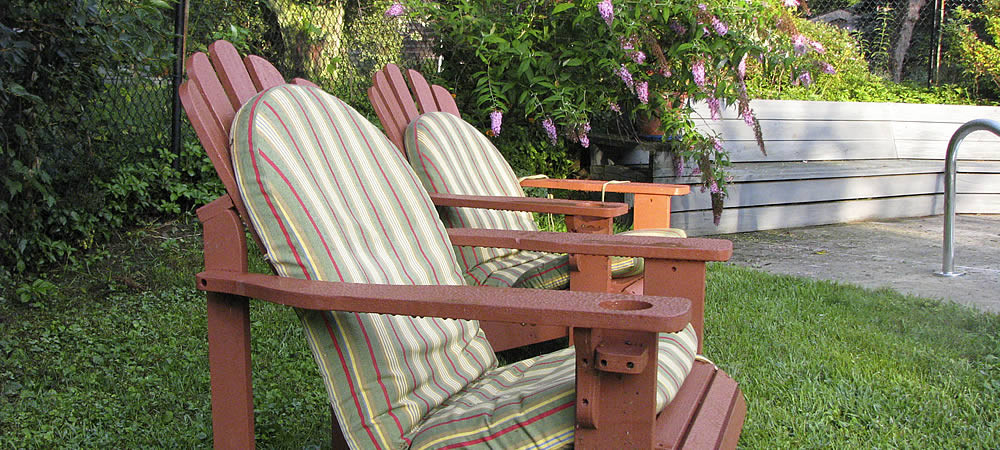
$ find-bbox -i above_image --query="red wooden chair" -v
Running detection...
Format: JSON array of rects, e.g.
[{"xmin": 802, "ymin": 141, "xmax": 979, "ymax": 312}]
[
  {"xmin": 180, "ymin": 40, "xmax": 746, "ymax": 449},
  {"xmin": 370, "ymin": 64, "xmax": 717, "ymax": 352}
]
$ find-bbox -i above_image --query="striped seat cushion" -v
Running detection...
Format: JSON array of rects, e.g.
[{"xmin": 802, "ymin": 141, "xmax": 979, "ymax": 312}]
[
  {"xmin": 231, "ymin": 85, "xmax": 697, "ymax": 448},
  {"xmin": 405, "ymin": 112, "xmax": 687, "ymax": 286},
  {"xmin": 406, "ymin": 324, "xmax": 698, "ymax": 449},
  {"xmin": 231, "ymin": 85, "xmax": 496, "ymax": 449}
]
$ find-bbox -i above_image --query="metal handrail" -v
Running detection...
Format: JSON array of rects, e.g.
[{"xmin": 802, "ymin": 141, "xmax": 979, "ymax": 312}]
[{"xmin": 935, "ymin": 118, "xmax": 1000, "ymax": 277}]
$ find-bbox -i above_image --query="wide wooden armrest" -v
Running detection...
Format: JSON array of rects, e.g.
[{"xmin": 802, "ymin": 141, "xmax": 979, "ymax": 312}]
[
  {"xmin": 429, "ymin": 193, "xmax": 628, "ymax": 218},
  {"xmin": 197, "ymin": 271, "xmax": 690, "ymax": 332},
  {"xmin": 519, "ymin": 178, "xmax": 690, "ymax": 196},
  {"xmin": 447, "ymin": 228, "xmax": 732, "ymax": 262}
]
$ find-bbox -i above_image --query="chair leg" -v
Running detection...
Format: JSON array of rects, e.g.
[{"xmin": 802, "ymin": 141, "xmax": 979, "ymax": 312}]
[{"xmin": 207, "ymin": 292, "xmax": 255, "ymax": 449}]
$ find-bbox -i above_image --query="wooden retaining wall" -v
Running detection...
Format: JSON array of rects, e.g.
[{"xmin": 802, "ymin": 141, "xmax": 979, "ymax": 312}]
[{"xmin": 590, "ymin": 99, "xmax": 1000, "ymax": 236}]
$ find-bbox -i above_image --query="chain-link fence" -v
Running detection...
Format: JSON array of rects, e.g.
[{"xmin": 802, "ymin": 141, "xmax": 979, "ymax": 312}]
[{"xmin": 807, "ymin": 0, "xmax": 979, "ymax": 83}]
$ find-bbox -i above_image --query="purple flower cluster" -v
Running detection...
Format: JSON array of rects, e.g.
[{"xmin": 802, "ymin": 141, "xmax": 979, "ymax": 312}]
[
  {"xmin": 793, "ymin": 34, "xmax": 808, "ymax": 55},
  {"xmin": 542, "ymin": 118, "xmax": 558, "ymax": 144},
  {"xmin": 784, "ymin": 0, "xmax": 800, "ymax": 7},
  {"xmin": 618, "ymin": 65, "xmax": 634, "ymax": 89},
  {"xmin": 737, "ymin": 54, "xmax": 747, "ymax": 79},
  {"xmin": 711, "ymin": 16, "xmax": 728, "ymax": 35},
  {"xmin": 742, "ymin": 109, "xmax": 754, "ymax": 127},
  {"xmin": 707, "ymin": 96, "xmax": 721, "ymax": 120},
  {"xmin": 810, "ymin": 41, "xmax": 826, "ymax": 53},
  {"xmin": 709, "ymin": 180, "xmax": 721, "ymax": 194},
  {"xmin": 384, "ymin": 2, "xmax": 405, "ymax": 17},
  {"xmin": 661, "ymin": 66, "xmax": 673, "ymax": 77},
  {"xmin": 490, "ymin": 110, "xmax": 503, "ymax": 136},
  {"xmin": 579, "ymin": 122, "xmax": 592, "ymax": 148},
  {"xmin": 797, "ymin": 71, "xmax": 813, "ymax": 86},
  {"xmin": 692, "ymin": 60, "xmax": 706, "ymax": 87},
  {"xmin": 620, "ymin": 36, "xmax": 635, "ymax": 50},
  {"xmin": 609, "ymin": 102, "xmax": 621, "ymax": 113},
  {"xmin": 821, "ymin": 62, "xmax": 836, "ymax": 74},
  {"xmin": 598, "ymin": 0, "xmax": 614, "ymax": 27},
  {"xmin": 632, "ymin": 51, "xmax": 646, "ymax": 64},
  {"xmin": 636, "ymin": 81, "xmax": 649, "ymax": 104}
]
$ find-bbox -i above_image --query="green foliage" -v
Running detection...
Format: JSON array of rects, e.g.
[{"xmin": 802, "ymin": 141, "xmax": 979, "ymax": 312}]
[
  {"xmin": 393, "ymin": 0, "xmax": 834, "ymax": 221},
  {"xmin": 945, "ymin": 0, "xmax": 1000, "ymax": 100},
  {"xmin": 747, "ymin": 16, "xmax": 980, "ymax": 105}
]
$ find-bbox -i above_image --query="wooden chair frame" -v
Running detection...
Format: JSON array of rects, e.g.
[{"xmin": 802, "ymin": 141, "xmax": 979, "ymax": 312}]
[{"xmin": 181, "ymin": 40, "xmax": 746, "ymax": 449}]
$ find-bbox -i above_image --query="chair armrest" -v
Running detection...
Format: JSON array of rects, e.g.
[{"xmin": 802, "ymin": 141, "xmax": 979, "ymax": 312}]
[
  {"xmin": 519, "ymin": 178, "xmax": 690, "ymax": 196},
  {"xmin": 446, "ymin": 228, "xmax": 732, "ymax": 262},
  {"xmin": 429, "ymin": 193, "xmax": 628, "ymax": 218},
  {"xmin": 196, "ymin": 271, "xmax": 690, "ymax": 333}
]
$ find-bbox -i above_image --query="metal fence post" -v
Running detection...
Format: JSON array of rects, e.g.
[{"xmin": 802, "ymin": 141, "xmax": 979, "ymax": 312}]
[{"xmin": 171, "ymin": 0, "xmax": 190, "ymax": 165}]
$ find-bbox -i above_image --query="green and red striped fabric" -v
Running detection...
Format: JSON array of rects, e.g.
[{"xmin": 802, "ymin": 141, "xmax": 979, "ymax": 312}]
[{"xmin": 230, "ymin": 85, "xmax": 696, "ymax": 448}]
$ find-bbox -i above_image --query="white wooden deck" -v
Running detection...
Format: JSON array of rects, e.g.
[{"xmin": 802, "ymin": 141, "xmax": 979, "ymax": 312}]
[{"xmin": 592, "ymin": 99, "xmax": 1000, "ymax": 236}]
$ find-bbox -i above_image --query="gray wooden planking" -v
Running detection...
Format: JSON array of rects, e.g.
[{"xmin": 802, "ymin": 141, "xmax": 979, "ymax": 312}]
[
  {"xmin": 693, "ymin": 118, "xmax": 894, "ymax": 142},
  {"xmin": 957, "ymin": 194, "xmax": 1000, "ymax": 213},
  {"xmin": 653, "ymin": 160, "xmax": 947, "ymax": 183},
  {"xmin": 674, "ymin": 195, "xmax": 945, "ymax": 236},
  {"xmin": 691, "ymin": 99, "xmax": 1000, "ymax": 122},
  {"xmin": 670, "ymin": 173, "xmax": 945, "ymax": 212},
  {"xmin": 896, "ymin": 140, "xmax": 1000, "ymax": 160}
]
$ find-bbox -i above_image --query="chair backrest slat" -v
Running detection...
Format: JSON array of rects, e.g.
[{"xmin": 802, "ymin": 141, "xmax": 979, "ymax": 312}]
[
  {"xmin": 291, "ymin": 77, "xmax": 319, "ymax": 88},
  {"xmin": 431, "ymin": 84, "xmax": 461, "ymax": 117},
  {"xmin": 405, "ymin": 68, "xmax": 438, "ymax": 115},
  {"xmin": 208, "ymin": 40, "xmax": 258, "ymax": 109},
  {"xmin": 187, "ymin": 52, "xmax": 237, "ymax": 137},
  {"xmin": 179, "ymin": 80, "xmax": 238, "ymax": 197},
  {"xmin": 244, "ymin": 55, "xmax": 285, "ymax": 91},
  {"xmin": 369, "ymin": 69, "xmax": 412, "ymax": 153}
]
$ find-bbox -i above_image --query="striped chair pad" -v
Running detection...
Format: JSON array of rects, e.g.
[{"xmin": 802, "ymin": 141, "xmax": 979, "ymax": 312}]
[
  {"xmin": 406, "ymin": 324, "xmax": 698, "ymax": 449},
  {"xmin": 231, "ymin": 85, "xmax": 698, "ymax": 448},
  {"xmin": 231, "ymin": 85, "xmax": 496, "ymax": 448}
]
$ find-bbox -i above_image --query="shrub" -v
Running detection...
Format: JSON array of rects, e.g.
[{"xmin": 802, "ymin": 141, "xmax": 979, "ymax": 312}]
[{"xmin": 945, "ymin": 0, "xmax": 1000, "ymax": 101}]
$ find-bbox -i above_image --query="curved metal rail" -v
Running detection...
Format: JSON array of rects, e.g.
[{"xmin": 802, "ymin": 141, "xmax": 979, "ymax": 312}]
[{"xmin": 935, "ymin": 118, "xmax": 1000, "ymax": 277}]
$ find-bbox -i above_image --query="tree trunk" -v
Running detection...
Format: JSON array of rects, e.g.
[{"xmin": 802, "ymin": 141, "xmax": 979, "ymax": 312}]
[
  {"xmin": 892, "ymin": 0, "xmax": 931, "ymax": 81},
  {"xmin": 265, "ymin": 0, "xmax": 345, "ymax": 83}
]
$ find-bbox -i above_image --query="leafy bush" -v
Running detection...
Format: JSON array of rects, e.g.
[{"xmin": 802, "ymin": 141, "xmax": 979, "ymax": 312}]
[
  {"xmin": 0, "ymin": 0, "xmax": 223, "ymax": 274},
  {"xmin": 945, "ymin": 0, "xmax": 1000, "ymax": 101},
  {"xmin": 748, "ymin": 13, "xmax": 980, "ymax": 105}
]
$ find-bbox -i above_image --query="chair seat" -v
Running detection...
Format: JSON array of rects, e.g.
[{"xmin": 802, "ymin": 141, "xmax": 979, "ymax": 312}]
[
  {"xmin": 405, "ymin": 324, "xmax": 698, "ymax": 449},
  {"xmin": 464, "ymin": 228, "xmax": 688, "ymax": 289}
]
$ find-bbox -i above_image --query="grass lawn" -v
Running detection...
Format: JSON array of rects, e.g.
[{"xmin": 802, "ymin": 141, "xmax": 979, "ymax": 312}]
[{"xmin": 1, "ymin": 220, "xmax": 998, "ymax": 447}]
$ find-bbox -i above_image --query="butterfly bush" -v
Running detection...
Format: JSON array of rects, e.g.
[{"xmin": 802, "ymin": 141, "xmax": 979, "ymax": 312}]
[{"xmin": 393, "ymin": 0, "xmax": 834, "ymax": 223}]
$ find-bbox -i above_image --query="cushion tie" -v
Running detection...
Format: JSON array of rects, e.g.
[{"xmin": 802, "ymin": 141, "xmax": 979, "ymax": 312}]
[{"xmin": 601, "ymin": 180, "xmax": 630, "ymax": 202}]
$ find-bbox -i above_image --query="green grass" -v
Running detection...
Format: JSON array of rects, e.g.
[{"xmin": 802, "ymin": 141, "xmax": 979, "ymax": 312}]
[{"xmin": 1, "ymin": 222, "xmax": 998, "ymax": 447}]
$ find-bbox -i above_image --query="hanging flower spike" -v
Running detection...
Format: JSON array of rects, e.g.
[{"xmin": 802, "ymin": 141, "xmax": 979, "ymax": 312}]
[
  {"xmin": 798, "ymin": 71, "xmax": 813, "ymax": 86},
  {"xmin": 542, "ymin": 118, "xmax": 558, "ymax": 145},
  {"xmin": 490, "ymin": 110, "xmax": 503, "ymax": 136},
  {"xmin": 711, "ymin": 16, "xmax": 728, "ymax": 35},
  {"xmin": 618, "ymin": 64, "xmax": 634, "ymax": 89},
  {"xmin": 810, "ymin": 41, "xmax": 826, "ymax": 53},
  {"xmin": 692, "ymin": 60, "xmax": 706, "ymax": 87},
  {"xmin": 598, "ymin": 0, "xmax": 614, "ymax": 27},
  {"xmin": 385, "ymin": 2, "xmax": 405, "ymax": 17},
  {"xmin": 821, "ymin": 62, "xmax": 837, "ymax": 74},
  {"xmin": 609, "ymin": 102, "xmax": 621, "ymax": 113},
  {"xmin": 636, "ymin": 81, "xmax": 649, "ymax": 104},
  {"xmin": 708, "ymin": 96, "xmax": 721, "ymax": 120},
  {"xmin": 697, "ymin": 3, "xmax": 708, "ymax": 11},
  {"xmin": 632, "ymin": 51, "xmax": 647, "ymax": 64},
  {"xmin": 737, "ymin": 53, "xmax": 747, "ymax": 79},
  {"xmin": 742, "ymin": 108, "xmax": 755, "ymax": 127},
  {"xmin": 784, "ymin": 0, "xmax": 800, "ymax": 7}
]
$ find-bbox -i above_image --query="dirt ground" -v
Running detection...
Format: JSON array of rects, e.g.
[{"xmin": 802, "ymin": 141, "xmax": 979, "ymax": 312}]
[{"xmin": 711, "ymin": 214, "xmax": 1000, "ymax": 313}]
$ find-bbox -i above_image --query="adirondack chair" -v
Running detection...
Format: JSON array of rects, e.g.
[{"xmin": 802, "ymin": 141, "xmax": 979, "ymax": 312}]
[
  {"xmin": 180, "ymin": 40, "xmax": 745, "ymax": 449},
  {"xmin": 370, "ymin": 65, "xmax": 712, "ymax": 351}
]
